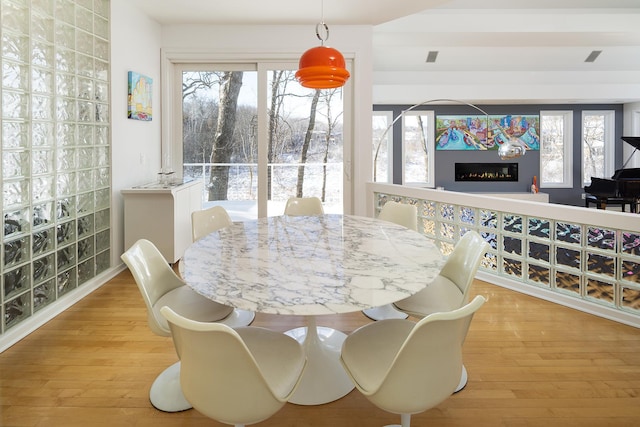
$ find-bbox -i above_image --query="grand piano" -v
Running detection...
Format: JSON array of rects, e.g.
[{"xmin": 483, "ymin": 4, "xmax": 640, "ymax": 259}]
[{"xmin": 584, "ymin": 136, "xmax": 640, "ymax": 213}]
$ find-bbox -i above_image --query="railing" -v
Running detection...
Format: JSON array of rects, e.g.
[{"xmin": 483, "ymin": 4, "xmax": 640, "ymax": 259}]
[
  {"xmin": 367, "ymin": 182, "xmax": 640, "ymax": 327},
  {"xmin": 183, "ymin": 162, "xmax": 343, "ymax": 203}
]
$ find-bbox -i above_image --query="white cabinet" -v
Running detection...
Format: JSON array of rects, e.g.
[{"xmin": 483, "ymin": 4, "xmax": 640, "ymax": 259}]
[{"xmin": 122, "ymin": 180, "xmax": 203, "ymax": 263}]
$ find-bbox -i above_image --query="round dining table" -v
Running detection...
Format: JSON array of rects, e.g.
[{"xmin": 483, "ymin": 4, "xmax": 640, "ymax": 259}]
[{"xmin": 180, "ymin": 213, "xmax": 446, "ymax": 405}]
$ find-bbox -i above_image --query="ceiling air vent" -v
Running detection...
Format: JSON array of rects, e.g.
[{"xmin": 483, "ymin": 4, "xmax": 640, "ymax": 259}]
[
  {"xmin": 584, "ymin": 50, "xmax": 602, "ymax": 63},
  {"xmin": 425, "ymin": 51, "xmax": 439, "ymax": 63}
]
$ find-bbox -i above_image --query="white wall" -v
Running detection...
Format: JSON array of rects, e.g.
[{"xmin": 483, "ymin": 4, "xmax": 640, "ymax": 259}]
[
  {"xmin": 111, "ymin": 0, "xmax": 163, "ymax": 264},
  {"xmin": 160, "ymin": 24, "xmax": 373, "ymax": 215},
  {"xmin": 623, "ymin": 102, "xmax": 640, "ymax": 168}
]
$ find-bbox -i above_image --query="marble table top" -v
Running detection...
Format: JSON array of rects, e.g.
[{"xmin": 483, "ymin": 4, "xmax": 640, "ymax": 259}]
[{"xmin": 180, "ymin": 214, "xmax": 446, "ymax": 316}]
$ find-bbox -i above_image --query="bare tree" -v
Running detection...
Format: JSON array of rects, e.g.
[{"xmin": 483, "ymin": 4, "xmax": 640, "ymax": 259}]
[
  {"xmin": 296, "ymin": 89, "xmax": 320, "ymax": 197},
  {"xmin": 182, "ymin": 97, "xmax": 217, "ymax": 164},
  {"xmin": 208, "ymin": 71, "xmax": 243, "ymax": 200},
  {"xmin": 317, "ymin": 89, "xmax": 343, "ymax": 202},
  {"xmin": 583, "ymin": 115, "xmax": 605, "ymax": 182},
  {"xmin": 268, "ymin": 71, "xmax": 286, "ymax": 199},
  {"xmin": 182, "ymin": 72, "xmax": 222, "ymax": 181},
  {"xmin": 417, "ymin": 115, "xmax": 429, "ymax": 178},
  {"xmin": 540, "ymin": 115, "xmax": 565, "ymax": 183}
]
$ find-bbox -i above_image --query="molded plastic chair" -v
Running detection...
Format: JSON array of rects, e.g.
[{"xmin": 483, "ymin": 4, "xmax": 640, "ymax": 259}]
[
  {"xmin": 393, "ymin": 230, "xmax": 489, "ymax": 392},
  {"xmin": 161, "ymin": 306, "xmax": 306, "ymax": 427},
  {"xmin": 377, "ymin": 200, "xmax": 418, "ymax": 231},
  {"xmin": 362, "ymin": 201, "xmax": 418, "ymax": 321},
  {"xmin": 393, "ymin": 230, "xmax": 489, "ymax": 317},
  {"xmin": 191, "ymin": 206, "xmax": 255, "ymax": 326},
  {"xmin": 283, "ymin": 196, "xmax": 324, "ymax": 216},
  {"xmin": 121, "ymin": 239, "xmax": 253, "ymax": 412},
  {"xmin": 341, "ymin": 295, "xmax": 486, "ymax": 427},
  {"xmin": 191, "ymin": 205, "xmax": 233, "ymax": 242}
]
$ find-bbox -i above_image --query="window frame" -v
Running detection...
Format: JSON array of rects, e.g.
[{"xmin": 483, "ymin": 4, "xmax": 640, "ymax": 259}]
[
  {"xmin": 372, "ymin": 111, "xmax": 393, "ymax": 183},
  {"xmin": 581, "ymin": 110, "xmax": 615, "ymax": 186},
  {"xmin": 539, "ymin": 110, "xmax": 573, "ymax": 189},
  {"xmin": 401, "ymin": 110, "xmax": 435, "ymax": 187},
  {"xmin": 163, "ymin": 54, "xmax": 353, "ymax": 217}
]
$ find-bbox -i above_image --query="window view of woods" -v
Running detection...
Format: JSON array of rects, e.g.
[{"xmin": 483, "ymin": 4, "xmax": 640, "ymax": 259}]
[
  {"xmin": 181, "ymin": 69, "xmax": 344, "ymax": 215},
  {"xmin": 403, "ymin": 113, "xmax": 432, "ymax": 185},
  {"xmin": 582, "ymin": 113, "xmax": 607, "ymax": 185},
  {"xmin": 540, "ymin": 114, "xmax": 566, "ymax": 185},
  {"xmin": 372, "ymin": 113, "xmax": 391, "ymax": 183}
]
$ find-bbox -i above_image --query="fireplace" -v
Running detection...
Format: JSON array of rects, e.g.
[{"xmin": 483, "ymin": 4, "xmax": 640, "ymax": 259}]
[{"xmin": 455, "ymin": 163, "xmax": 518, "ymax": 182}]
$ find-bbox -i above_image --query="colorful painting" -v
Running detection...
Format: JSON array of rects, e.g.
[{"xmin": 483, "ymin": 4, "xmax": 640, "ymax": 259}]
[
  {"xmin": 127, "ymin": 71, "xmax": 152, "ymax": 121},
  {"xmin": 488, "ymin": 114, "xmax": 539, "ymax": 151},
  {"xmin": 436, "ymin": 115, "xmax": 488, "ymax": 150},
  {"xmin": 436, "ymin": 114, "xmax": 540, "ymax": 151}
]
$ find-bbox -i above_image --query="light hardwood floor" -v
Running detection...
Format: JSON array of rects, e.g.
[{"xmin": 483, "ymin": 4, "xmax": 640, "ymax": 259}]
[{"xmin": 1, "ymin": 269, "xmax": 639, "ymax": 427}]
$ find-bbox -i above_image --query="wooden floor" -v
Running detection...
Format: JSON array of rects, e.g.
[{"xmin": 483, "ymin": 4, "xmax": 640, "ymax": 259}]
[{"xmin": 1, "ymin": 269, "xmax": 640, "ymax": 427}]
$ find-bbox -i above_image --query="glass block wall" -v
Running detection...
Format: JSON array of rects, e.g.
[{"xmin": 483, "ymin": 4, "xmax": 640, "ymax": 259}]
[
  {"xmin": 1, "ymin": 0, "xmax": 110, "ymax": 335},
  {"xmin": 375, "ymin": 192, "xmax": 640, "ymax": 321}
]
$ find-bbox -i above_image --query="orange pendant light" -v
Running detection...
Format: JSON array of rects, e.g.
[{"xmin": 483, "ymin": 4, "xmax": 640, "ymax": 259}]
[{"xmin": 296, "ymin": 22, "xmax": 350, "ymax": 89}]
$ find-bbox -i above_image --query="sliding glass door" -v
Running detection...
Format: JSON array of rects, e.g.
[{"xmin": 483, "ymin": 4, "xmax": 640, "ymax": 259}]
[{"xmin": 174, "ymin": 63, "xmax": 345, "ymax": 219}]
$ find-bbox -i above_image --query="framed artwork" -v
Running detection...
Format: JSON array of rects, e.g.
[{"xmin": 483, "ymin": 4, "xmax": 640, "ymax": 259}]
[{"xmin": 127, "ymin": 71, "xmax": 152, "ymax": 121}]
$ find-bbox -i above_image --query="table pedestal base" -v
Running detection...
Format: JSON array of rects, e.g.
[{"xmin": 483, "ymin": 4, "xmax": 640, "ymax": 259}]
[{"xmin": 285, "ymin": 317, "xmax": 354, "ymax": 405}]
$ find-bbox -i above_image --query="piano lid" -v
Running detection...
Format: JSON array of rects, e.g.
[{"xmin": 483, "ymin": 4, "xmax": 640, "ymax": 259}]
[{"xmin": 621, "ymin": 136, "xmax": 640, "ymax": 150}]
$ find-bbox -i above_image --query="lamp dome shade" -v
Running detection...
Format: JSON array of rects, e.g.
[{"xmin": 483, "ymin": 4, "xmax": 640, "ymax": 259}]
[{"xmin": 296, "ymin": 45, "xmax": 350, "ymax": 89}]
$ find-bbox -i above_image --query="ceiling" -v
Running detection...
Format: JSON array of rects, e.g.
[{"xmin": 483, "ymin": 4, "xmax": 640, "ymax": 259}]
[{"xmin": 129, "ymin": 0, "xmax": 640, "ymax": 104}]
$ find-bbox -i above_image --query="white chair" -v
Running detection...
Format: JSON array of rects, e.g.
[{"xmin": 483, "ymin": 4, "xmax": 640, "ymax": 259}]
[
  {"xmin": 121, "ymin": 239, "xmax": 253, "ymax": 412},
  {"xmin": 341, "ymin": 295, "xmax": 486, "ymax": 427},
  {"xmin": 191, "ymin": 206, "xmax": 255, "ymax": 326},
  {"xmin": 377, "ymin": 200, "xmax": 418, "ymax": 231},
  {"xmin": 191, "ymin": 205, "xmax": 233, "ymax": 242},
  {"xmin": 393, "ymin": 230, "xmax": 488, "ymax": 317},
  {"xmin": 393, "ymin": 230, "xmax": 489, "ymax": 392},
  {"xmin": 362, "ymin": 201, "xmax": 418, "ymax": 321},
  {"xmin": 161, "ymin": 306, "xmax": 306, "ymax": 427},
  {"xmin": 283, "ymin": 196, "xmax": 324, "ymax": 216}
]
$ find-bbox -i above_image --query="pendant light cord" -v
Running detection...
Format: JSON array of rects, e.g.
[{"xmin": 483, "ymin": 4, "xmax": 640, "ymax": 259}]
[{"xmin": 315, "ymin": 0, "xmax": 329, "ymax": 45}]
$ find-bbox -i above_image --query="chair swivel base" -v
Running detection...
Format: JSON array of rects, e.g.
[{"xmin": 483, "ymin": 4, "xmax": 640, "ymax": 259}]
[
  {"xmin": 218, "ymin": 309, "xmax": 256, "ymax": 328},
  {"xmin": 362, "ymin": 304, "xmax": 408, "ymax": 321},
  {"xmin": 455, "ymin": 364, "xmax": 468, "ymax": 393},
  {"xmin": 149, "ymin": 361, "xmax": 192, "ymax": 412}
]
